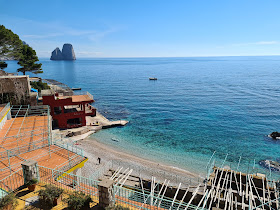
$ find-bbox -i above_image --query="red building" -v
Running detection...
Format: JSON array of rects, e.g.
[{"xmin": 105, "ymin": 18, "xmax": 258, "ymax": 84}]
[{"xmin": 43, "ymin": 92, "xmax": 96, "ymax": 129}]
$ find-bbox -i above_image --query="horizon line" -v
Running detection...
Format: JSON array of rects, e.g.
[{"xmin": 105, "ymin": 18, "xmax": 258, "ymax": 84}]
[{"xmin": 37, "ymin": 54, "xmax": 280, "ymax": 59}]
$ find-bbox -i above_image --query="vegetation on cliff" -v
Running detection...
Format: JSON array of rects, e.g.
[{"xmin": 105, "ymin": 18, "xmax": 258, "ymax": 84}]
[
  {"xmin": 30, "ymin": 80, "xmax": 50, "ymax": 92},
  {"xmin": 0, "ymin": 25, "xmax": 22, "ymax": 60},
  {"xmin": 0, "ymin": 25, "xmax": 42, "ymax": 75}
]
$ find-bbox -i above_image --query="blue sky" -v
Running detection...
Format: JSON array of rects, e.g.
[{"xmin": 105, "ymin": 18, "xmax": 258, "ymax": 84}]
[{"xmin": 1, "ymin": 0, "xmax": 280, "ymax": 58}]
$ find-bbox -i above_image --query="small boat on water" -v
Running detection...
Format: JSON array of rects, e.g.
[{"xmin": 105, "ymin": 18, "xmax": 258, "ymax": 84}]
[
  {"xmin": 111, "ymin": 138, "xmax": 119, "ymax": 142},
  {"xmin": 149, "ymin": 77, "xmax": 157, "ymax": 80},
  {"xmin": 72, "ymin": 87, "xmax": 82, "ymax": 90}
]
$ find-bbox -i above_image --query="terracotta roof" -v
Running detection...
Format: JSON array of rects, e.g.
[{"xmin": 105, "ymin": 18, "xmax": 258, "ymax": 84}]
[
  {"xmin": 58, "ymin": 94, "xmax": 93, "ymax": 102},
  {"xmin": 0, "ymin": 145, "xmax": 85, "ymax": 180},
  {"xmin": 71, "ymin": 95, "xmax": 93, "ymax": 102},
  {"xmin": 0, "ymin": 115, "xmax": 48, "ymax": 150},
  {"xmin": 0, "ymin": 114, "xmax": 86, "ymax": 180}
]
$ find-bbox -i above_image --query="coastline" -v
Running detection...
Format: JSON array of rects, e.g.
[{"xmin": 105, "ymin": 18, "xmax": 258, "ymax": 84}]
[{"xmin": 78, "ymin": 135, "xmax": 204, "ymax": 187}]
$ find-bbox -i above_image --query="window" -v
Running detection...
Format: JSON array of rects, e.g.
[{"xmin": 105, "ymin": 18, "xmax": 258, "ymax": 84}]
[
  {"xmin": 54, "ymin": 106, "xmax": 62, "ymax": 115},
  {"xmin": 67, "ymin": 118, "xmax": 82, "ymax": 125}
]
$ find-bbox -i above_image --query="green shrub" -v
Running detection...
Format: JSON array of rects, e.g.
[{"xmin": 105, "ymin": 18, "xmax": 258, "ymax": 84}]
[
  {"xmin": 64, "ymin": 191, "xmax": 92, "ymax": 210},
  {"xmin": 38, "ymin": 184, "xmax": 63, "ymax": 206},
  {"xmin": 23, "ymin": 205, "xmax": 39, "ymax": 209},
  {"xmin": 26, "ymin": 178, "xmax": 38, "ymax": 186},
  {"xmin": 0, "ymin": 61, "xmax": 8, "ymax": 70},
  {"xmin": 30, "ymin": 80, "xmax": 50, "ymax": 92},
  {"xmin": 0, "ymin": 192, "xmax": 18, "ymax": 209}
]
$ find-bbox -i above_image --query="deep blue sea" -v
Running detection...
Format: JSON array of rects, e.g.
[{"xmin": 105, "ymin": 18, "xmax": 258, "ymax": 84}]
[{"xmin": 5, "ymin": 57, "xmax": 280, "ymax": 178}]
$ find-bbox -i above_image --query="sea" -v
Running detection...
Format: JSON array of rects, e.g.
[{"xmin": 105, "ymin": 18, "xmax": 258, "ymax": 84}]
[{"xmin": 4, "ymin": 56, "xmax": 280, "ymax": 179}]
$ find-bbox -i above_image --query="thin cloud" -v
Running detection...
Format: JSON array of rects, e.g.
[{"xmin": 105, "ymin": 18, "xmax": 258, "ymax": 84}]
[
  {"xmin": 88, "ymin": 28, "xmax": 118, "ymax": 42},
  {"xmin": 5, "ymin": 16, "xmax": 120, "ymax": 42},
  {"xmin": 22, "ymin": 33, "xmax": 64, "ymax": 39},
  {"xmin": 216, "ymin": 41, "xmax": 279, "ymax": 49},
  {"xmin": 23, "ymin": 28, "xmax": 116, "ymax": 41},
  {"xmin": 255, "ymin": 41, "xmax": 278, "ymax": 45},
  {"xmin": 232, "ymin": 41, "xmax": 279, "ymax": 47},
  {"xmin": 76, "ymin": 51, "xmax": 103, "ymax": 56}
]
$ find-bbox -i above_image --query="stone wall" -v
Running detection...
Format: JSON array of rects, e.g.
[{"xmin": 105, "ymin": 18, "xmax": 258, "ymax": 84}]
[
  {"xmin": 0, "ymin": 75, "xmax": 31, "ymax": 105},
  {"xmin": 22, "ymin": 160, "xmax": 39, "ymax": 184},
  {"xmin": 98, "ymin": 179, "xmax": 115, "ymax": 208}
]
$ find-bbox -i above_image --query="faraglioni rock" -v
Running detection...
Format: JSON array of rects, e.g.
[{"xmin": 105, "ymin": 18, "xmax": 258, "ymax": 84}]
[
  {"xmin": 62, "ymin": 43, "xmax": 76, "ymax": 60},
  {"xmin": 50, "ymin": 44, "xmax": 76, "ymax": 60},
  {"xmin": 50, "ymin": 47, "xmax": 63, "ymax": 60}
]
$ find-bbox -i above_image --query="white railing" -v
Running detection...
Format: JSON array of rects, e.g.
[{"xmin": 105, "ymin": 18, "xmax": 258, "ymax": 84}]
[
  {"xmin": 86, "ymin": 91, "xmax": 94, "ymax": 100},
  {"xmin": 0, "ymin": 103, "xmax": 10, "ymax": 129}
]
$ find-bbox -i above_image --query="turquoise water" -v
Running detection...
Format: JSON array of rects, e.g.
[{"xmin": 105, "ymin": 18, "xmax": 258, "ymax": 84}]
[{"xmin": 5, "ymin": 57, "xmax": 280, "ymax": 178}]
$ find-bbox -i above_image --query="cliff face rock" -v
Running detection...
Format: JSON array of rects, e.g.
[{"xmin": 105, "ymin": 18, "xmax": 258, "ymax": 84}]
[
  {"xmin": 50, "ymin": 47, "xmax": 63, "ymax": 60},
  {"xmin": 50, "ymin": 44, "xmax": 76, "ymax": 60},
  {"xmin": 62, "ymin": 44, "xmax": 76, "ymax": 60}
]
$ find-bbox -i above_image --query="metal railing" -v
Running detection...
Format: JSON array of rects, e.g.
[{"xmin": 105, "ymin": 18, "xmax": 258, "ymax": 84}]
[
  {"xmin": 252, "ymin": 197, "xmax": 280, "ymax": 210},
  {"xmin": 0, "ymin": 168, "xmax": 24, "ymax": 198},
  {"xmin": 0, "ymin": 142, "xmax": 83, "ymax": 173},
  {"xmin": 111, "ymin": 159, "xmax": 202, "ymax": 187},
  {"xmin": 0, "ymin": 103, "xmax": 10, "ymax": 121},
  {"xmin": 0, "ymin": 128, "xmax": 48, "ymax": 144},
  {"xmin": 0, "ymin": 139, "xmax": 85, "ymax": 175},
  {"xmin": 0, "ymin": 103, "xmax": 10, "ymax": 130},
  {"xmin": 86, "ymin": 91, "xmax": 94, "ymax": 100},
  {"xmin": 113, "ymin": 185, "xmax": 206, "ymax": 210},
  {"xmin": 0, "ymin": 164, "xmax": 209, "ymax": 210},
  {"xmin": 53, "ymin": 140, "xmax": 84, "ymax": 157},
  {"xmin": 53, "ymin": 154, "xmax": 85, "ymax": 172},
  {"xmin": 72, "ymin": 91, "xmax": 94, "ymax": 100},
  {"xmin": 38, "ymin": 166, "xmax": 205, "ymax": 210},
  {"xmin": 89, "ymin": 160, "xmax": 112, "ymax": 180},
  {"xmin": 0, "ymin": 136, "xmax": 49, "ymax": 159},
  {"xmin": 38, "ymin": 166, "xmax": 99, "ymax": 199}
]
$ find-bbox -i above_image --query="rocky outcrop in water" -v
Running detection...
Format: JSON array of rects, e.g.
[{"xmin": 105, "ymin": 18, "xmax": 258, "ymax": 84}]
[
  {"xmin": 62, "ymin": 44, "xmax": 76, "ymax": 60},
  {"xmin": 50, "ymin": 47, "xmax": 63, "ymax": 60},
  {"xmin": 269, "ymin": 131, "xmax": 280, "ymax": 139},
  {"xmin": 50, "ymin": 44, "xmax": 76, "ymax": 60},
  {"xmin": 259, "ymin": 160, "xmax": 280, "ymax": 172}
]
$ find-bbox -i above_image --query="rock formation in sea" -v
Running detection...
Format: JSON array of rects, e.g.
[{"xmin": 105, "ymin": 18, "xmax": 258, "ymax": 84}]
[
  {"xmin": 50, "ymin": 47, "xmax": 63, "ymax": 60},
  {"xmin": 62, "ymin": 44, "xmax": 76, "ymax": 60},
  {"xmin": 269, "ymin": 131, "xmax": 280, "ymax": 139},
  {"xmin": 50, "ymin": 44, "xmax": 76, "ymax": 60},
  {"xmin": 259, "ymin": 159, "xmax": 280, "ymax": 172}
]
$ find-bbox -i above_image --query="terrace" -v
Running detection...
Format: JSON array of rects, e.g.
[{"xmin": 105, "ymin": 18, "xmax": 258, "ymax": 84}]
[{"xmin": 0, "ymin": 103, "xmax": 87, "ymax": 180}]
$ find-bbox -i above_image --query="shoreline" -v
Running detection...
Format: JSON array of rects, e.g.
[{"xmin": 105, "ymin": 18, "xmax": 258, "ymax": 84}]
[
  {"xmin": 53, "ymin": 109, "xmax": 205, "ymax": 186},
  {"xmin": 77, "ymin": 135, "xmax": 204, "ymax": 187}
]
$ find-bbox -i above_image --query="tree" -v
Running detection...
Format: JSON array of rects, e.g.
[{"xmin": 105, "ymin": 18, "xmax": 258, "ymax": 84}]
[
  {"xmin": 17, "ymin": 45, "xmax": 42, "ymax": 75},
  {"xmin": 0, "ymin": 25, "xmax": 23, "ymax": 60},
  {"xmin": 0, "ymin": 25, "xmax": 23, "ymax": 71},
  {"xmin": 0, "ymin": 61, "xmax": 8, "ymax": 70}
]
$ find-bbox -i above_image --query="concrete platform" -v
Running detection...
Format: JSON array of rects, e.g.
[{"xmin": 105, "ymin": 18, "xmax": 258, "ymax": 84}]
[
  {"xmin": 86, "ymin": 112, "xmax": 129, "ymax": 129},
  {"xmin": 54, "ymin": 112, "xmax": 128, "ymax": 144}
]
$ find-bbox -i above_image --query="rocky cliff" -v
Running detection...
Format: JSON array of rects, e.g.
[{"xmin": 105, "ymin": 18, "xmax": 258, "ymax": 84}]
[
  {"xmin": 62, "ymin": 44, "xmax": 76, "ymax": 60},
  {"xmin": 50, "ymin": 44, "xmax": 76, "ymax": 60},
  {"xmin": 50, "ymin": 47, "xmax": 63, "ymax": 60}
]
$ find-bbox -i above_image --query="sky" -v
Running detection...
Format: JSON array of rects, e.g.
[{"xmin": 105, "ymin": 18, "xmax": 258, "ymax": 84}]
[{"xmin": 1, "ymin": 0, "xmax": 280, "ymax": 58}]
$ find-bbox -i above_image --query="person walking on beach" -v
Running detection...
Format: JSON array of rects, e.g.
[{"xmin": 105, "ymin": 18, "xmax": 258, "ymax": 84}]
[{"xmin": 97, "ymin": 157, "xmax": 101, "ymax": 165}]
